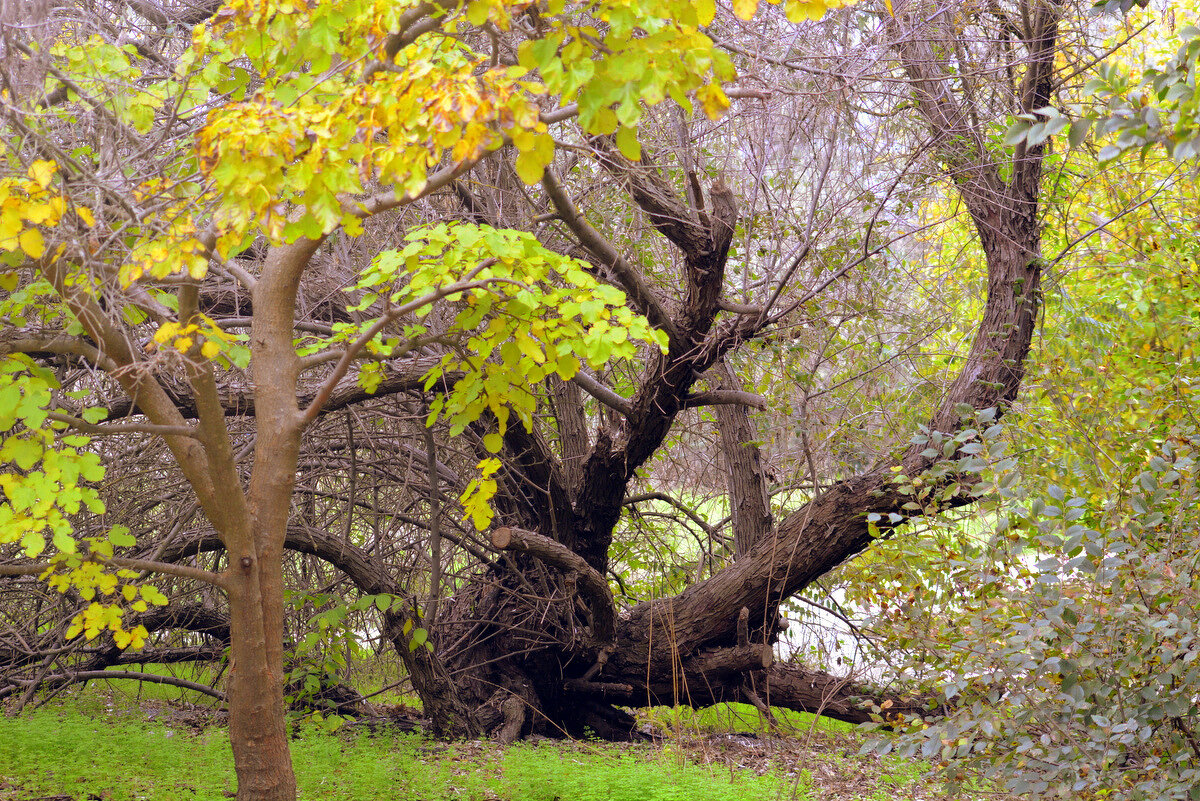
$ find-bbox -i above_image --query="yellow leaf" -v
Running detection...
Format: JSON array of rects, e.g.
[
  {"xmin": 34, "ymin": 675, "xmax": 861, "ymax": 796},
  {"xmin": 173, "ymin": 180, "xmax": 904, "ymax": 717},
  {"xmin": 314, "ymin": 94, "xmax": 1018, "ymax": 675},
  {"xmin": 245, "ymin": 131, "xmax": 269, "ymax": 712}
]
[
  {"xmin": 510, "ymin": 127, "xmax": 536, "ymax": 153},
  {"xmin": 786, "ymin": 0, "xmax": 831, "ymax": 20},
  {"xmin": 97, "ymin": 572, "xmax": 118, "ymax": 595},
  {"xmin": 128, "ymin": 625, "xmax": 148, "ymax": 649},
  {"xmin": 76, "ymin": 206, "xmax": 95, "ymax": 227},
  {"xmin": 154, "ymin": 322, "xmax": 179, "ymax": 344},
  {"xmin": 28, "ymin": 160, "xmax": 56, "ymax": 189},
  {"xmin": 514, "ymin": 150, "xmax": 547, "ymax": 185},
  {"xmin": 803, "ymin": 0, "xmax": 829, "ymax": 19},
  {"xmin": 18, "ymin": 227, "xmax": 45, "ymax": 258},
  {"xmin": 732, "ymin": 0, "xmax": 758, "ymax": 19},
  {"xmin": 200, "ymin": 340, "xmax": 220, "ymax": 359},
  {"xmin": 23, "ymin": 202, "xmax": 52, "ymax": 225},
  {"xmin": 187, "ymin": 254, "xmax": 208, "ymax": 279},
  {"xmin": 47, "ymin": 195, "xmax": 65, "ymax": 223},
  {"xmin": 616, "ymin": 125, "xmax": 642, "ymax": 161},
  {"xmin": 696, "ymin": 0, "xmax": 716, "ymax": 25},
  {"xmin": 696, "ymin": 84, "xmax": 730, "ymax": 120}
]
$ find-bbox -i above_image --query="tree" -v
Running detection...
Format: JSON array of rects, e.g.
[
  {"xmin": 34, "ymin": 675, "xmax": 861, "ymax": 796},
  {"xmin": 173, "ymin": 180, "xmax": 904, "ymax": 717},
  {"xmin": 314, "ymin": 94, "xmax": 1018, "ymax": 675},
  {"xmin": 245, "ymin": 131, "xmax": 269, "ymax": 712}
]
[
  {"xmin": 1, "ymin": 1, "xmax": 714, "ymax": 796},
  {"xmin": 853, "ymin": 14, "xmax": 1200, "ymax": 797},
  {"xmin": 0, "ymin": 0, "xmax": 1097, "ymax": 797}
]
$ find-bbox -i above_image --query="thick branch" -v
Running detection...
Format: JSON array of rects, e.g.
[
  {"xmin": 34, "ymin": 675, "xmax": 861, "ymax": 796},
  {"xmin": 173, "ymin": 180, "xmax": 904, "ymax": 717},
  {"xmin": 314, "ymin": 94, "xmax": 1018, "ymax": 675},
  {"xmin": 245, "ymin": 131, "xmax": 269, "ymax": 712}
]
[
  {"xmin": 602, "ymin": 0, "xmax": 1059, "ymax": 699},
  {"xmin": 0, "ymin": 670, "xmax": 224, "ymax": 701},
  {"xmin": 104, "ymin": 358, "xmax": 445, "ymax": 421},
  {"xmin": 589, "ymin": 139, "xmax": 711, "ymax": 258},
  {"xmin": 0, "ymin": 556, "xmax": 225, "ymax": 587},
  {"xmin": 713, "ymin": 360, "xmax": 773, "ymax": 557},
  {"xmin": 491, "ymin": 526, "xmax": 614, "ymax": 645}
]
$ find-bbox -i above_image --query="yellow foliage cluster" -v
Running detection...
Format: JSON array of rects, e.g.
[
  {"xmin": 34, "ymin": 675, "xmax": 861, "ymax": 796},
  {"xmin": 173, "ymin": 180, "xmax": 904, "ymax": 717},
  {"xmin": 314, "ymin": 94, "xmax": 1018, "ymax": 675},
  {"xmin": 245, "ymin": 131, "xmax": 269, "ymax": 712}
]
[
  {"xmin": 152, "ymin": 316, "xmax": 234, "ymax": 361},
  {"xmin": 732, "ymin": 0, "xmax": 857, "ymax": 23},
  {"xmin": 0, "ymin": 160, "xmax": 94, "ymax": 278}
]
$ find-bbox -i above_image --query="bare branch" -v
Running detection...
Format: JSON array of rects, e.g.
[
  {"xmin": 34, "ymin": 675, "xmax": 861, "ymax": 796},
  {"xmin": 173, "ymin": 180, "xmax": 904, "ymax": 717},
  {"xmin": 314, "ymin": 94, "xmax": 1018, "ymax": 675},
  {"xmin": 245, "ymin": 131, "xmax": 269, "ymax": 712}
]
[
  {"xmin": 541, "ymin": 167, "xmax": 679, "ymax": 343},
  {"xmin": 47, "ymin": 411, "xmax": 200, "ymax": 439}
]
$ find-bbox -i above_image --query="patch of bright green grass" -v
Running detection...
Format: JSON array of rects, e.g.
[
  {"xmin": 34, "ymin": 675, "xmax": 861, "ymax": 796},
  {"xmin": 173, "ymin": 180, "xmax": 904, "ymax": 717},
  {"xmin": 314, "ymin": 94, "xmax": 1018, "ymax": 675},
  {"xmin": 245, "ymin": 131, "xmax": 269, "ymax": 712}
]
[
  {"xmin": 638, "ymin": 702, "xmax": 855, "ymax": 737},
  {"xmin": 0, "ymin": 703, "xmax": 812, "ymax": 801},
  {"xmin": 0, "ymin": 705, "xmax": 236, "ymax": 800},
  {"xmin": 500, "ymin": 740, "xmax": 806, "ymax": 801}
]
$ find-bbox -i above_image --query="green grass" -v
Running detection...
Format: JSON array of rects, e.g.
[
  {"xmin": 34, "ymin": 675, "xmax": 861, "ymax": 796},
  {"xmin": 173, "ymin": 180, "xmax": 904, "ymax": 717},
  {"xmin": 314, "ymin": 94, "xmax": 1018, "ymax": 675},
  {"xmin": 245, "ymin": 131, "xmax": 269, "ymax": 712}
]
[
  {"xmin": 500, "ymin": 741, "xmax": 805, "ymax": 801},
  {"xmin": 639, "ymin": 702, "xmax": 856, "ymax": 737},
  {"xmin": 0, "ymin": 702, "xmax": 808, "ymax": 801},
  {"xmin": 0, "ymin": 705, "xmax": 236, "ymax": 800},
  {"xmin": 1, "ymin": 689, "xmax": 995, "ymax": 801}
]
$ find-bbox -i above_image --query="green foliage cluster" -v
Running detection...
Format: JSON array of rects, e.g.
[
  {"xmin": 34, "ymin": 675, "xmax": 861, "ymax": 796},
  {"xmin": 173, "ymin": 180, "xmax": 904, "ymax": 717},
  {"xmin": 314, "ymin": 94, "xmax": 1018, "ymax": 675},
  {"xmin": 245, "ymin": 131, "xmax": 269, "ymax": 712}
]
[
  {"xmin": 850, "ymin": 106, "xmax": 1200, "ymax": 798},
  {"xmin": 1085, "ymin": 25, "xmax": 1200, "ymax": 160},
  {"xmin": 0, "ymin": 355, "xmax": 102, "ymax": 557},
  {"xmin": 344, "ymin": 220, "xmax": 667, "ymax": 530},
  {"xmin": 865, "ymin": 441, "xmax": 1200, "ymax": 799},
  {"xmin": 1005, "ymin": 23, "xmax": 1200, "ymax": 161},
  {"xmin": 0, "ymin": 355, "xmax": 168, "ymax": 647}
]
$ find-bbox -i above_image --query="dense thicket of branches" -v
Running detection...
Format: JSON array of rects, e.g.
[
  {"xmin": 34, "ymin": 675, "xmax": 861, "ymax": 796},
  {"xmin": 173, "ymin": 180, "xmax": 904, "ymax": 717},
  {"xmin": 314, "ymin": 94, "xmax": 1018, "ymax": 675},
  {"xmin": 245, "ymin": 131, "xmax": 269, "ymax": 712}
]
[{"xmin": 2, "ymin": 0, "xmax": 1111, "ymax": 756}]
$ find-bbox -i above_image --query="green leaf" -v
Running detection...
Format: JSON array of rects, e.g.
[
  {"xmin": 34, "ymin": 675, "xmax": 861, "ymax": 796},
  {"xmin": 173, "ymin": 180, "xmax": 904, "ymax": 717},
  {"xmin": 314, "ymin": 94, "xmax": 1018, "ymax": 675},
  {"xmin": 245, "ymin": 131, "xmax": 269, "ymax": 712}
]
[
  {"xmin": 52, "ymin": 529, "xmax": 76, "ymax": 554},
  {"xmin": 4, "ymin": 437, "xmax": 42, "ymax": 471},
  {"xmin": 108, "ymin": 526, "xmax": 136, "ymax": 548},
  {"xmin": 615, "ymin": 125, "xmax": 642, "ymax": 160},
  {"xmin": 21, "ymin": 530, "xmax": 45, "ymax": 558},
  {"xmin": 408, "ymin": 627, "xmax": 428, "ymax": 652}
]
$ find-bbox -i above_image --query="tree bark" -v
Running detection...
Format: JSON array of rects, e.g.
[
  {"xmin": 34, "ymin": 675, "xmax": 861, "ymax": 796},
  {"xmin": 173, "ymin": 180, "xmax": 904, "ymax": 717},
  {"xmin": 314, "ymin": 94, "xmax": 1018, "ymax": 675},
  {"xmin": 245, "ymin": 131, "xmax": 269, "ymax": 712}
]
[{"xmin": 713, "ymin": 360, "xmax": 773, "ymax": 558}]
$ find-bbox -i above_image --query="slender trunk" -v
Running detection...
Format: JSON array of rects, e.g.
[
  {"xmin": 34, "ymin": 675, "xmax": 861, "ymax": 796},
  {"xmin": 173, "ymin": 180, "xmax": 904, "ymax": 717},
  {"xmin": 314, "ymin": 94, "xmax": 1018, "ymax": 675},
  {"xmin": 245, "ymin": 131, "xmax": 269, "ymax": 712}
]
[
  {"xmin": 225, "ymin": 238, "xmax": 320, "ymax": 800},
  {"xmin": 226, "ymin": 557, "xmax": 295, "ymax": 801}
]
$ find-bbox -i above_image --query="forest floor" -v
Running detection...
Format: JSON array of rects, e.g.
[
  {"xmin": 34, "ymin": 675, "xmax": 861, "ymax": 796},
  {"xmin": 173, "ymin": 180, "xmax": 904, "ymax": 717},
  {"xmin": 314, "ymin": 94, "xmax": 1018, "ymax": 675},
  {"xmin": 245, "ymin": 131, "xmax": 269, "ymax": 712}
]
[{"xmin": 0, "ymin": 689, "xmax": 1008, "ymax": 801}]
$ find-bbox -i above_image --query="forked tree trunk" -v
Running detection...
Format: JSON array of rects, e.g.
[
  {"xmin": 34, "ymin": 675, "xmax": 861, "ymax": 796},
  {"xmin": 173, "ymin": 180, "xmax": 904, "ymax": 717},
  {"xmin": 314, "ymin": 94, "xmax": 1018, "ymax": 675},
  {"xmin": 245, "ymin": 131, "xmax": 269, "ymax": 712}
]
[{"xmin": 220, "ymin": 238, "xmax": 323, "ymax": 800}]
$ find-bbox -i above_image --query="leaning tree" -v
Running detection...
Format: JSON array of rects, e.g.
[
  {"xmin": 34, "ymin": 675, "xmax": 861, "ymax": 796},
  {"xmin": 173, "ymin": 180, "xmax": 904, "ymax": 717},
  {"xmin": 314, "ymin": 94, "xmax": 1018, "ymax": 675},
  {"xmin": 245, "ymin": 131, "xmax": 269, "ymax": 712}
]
[{"xmin": 0, "ymin": 0, "xmax": 1084, "ymax": 798}]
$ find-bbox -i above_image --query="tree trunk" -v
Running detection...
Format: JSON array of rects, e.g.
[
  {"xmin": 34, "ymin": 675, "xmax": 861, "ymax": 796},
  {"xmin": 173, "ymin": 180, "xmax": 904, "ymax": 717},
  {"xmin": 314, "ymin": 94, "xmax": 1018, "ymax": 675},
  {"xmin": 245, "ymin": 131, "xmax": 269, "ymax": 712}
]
[
  {"xmin": 225, "ymin": 558, "xmax": 295, "ymax": 801},
  {"xmin": 713, "ymin": 359, "xmax": 773, "ymax": 558},
  {"xmin": 411, "ymin": 0, "xmax": 1063, "ymax": 740}
]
